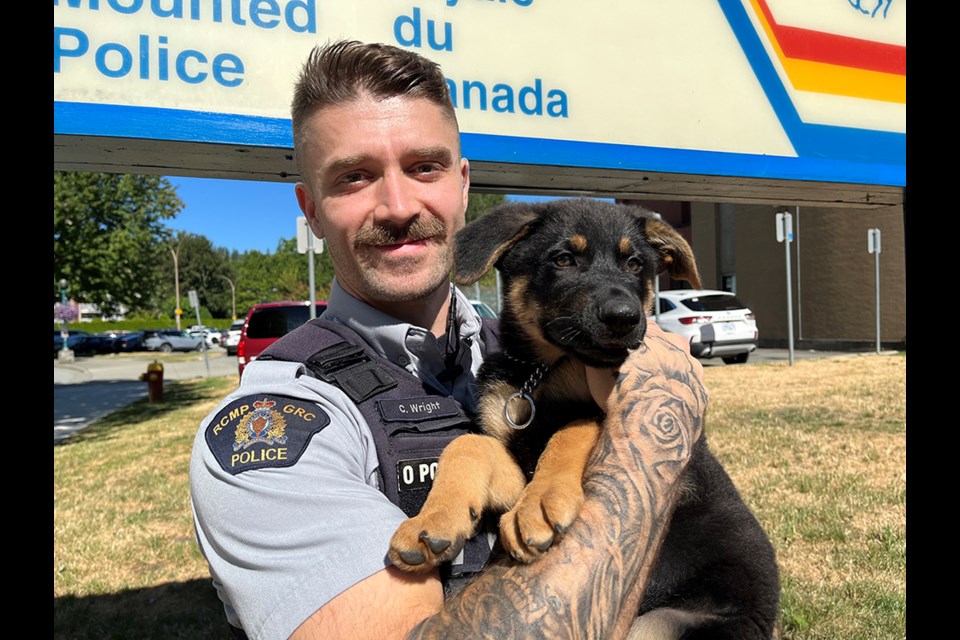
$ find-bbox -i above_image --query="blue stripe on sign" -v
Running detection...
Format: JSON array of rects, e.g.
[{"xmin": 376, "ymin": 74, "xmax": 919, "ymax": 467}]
[
  {"xmin": 460, "ymin": 132, "xmax": 905, "ymax": 187},
  {"xmin": 55, "ymin": 100, "xmax": 904, "ymax": 187},
  {"xmin": 55, "ymin": 101, "xmax": 292, "ymax": 147}
]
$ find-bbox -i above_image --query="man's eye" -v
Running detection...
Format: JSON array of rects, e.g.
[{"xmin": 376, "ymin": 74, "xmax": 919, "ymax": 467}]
[
  {"xmin": 626, "ymin": 257, "xmax": 642, "ymax": 273},
  {"xmin": 338, "ymin": 172, "xmax": 365, "ymax": 184},
  {"xmin": 410, "ymin": 163, "xmax": 441, "ymax": 176},
  {"xmin": 554, "ymin": 253, "xmax": 576, "ymax": 268}
]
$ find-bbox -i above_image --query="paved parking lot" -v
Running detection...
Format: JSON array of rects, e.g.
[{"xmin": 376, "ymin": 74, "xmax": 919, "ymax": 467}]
[{"xmin": 53, "ymin": 349, "xmax": 238, "ymax": 444}]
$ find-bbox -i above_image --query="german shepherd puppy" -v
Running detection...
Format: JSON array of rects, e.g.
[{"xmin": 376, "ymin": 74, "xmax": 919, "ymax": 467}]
[{"xmin": 389, "ymin": 199, "xmax": 780, "ymax": 639}]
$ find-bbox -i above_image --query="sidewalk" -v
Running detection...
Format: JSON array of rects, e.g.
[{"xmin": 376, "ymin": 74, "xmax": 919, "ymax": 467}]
[{"xmin": 54, "ymin": 350, "xmax": 239, "ymax": 444}]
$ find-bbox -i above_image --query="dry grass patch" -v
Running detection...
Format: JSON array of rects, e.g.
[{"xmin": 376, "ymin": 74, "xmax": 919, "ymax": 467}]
[
  {"xmin": 54, "ymin": 376, "xmax": 239, "ymax": 640},
  {"xmin": 704, "ymin": 353, "xmax": 906, "ymax": 639}
]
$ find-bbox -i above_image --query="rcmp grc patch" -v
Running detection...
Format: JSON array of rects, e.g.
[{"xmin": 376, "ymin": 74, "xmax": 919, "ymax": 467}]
[{"xmin": 205, "ymin": 394, "xmax": 330, "ymax": 475}]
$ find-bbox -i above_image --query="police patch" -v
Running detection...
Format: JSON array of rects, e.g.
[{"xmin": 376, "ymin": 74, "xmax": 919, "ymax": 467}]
[{"xmin": 205, "ymin": 394, "xmax": 330, "ymax": 475}]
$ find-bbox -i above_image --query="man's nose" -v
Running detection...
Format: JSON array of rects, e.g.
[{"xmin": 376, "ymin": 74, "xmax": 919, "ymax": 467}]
[{"xmin": 374, "ymin": 170, "xmax": 420, "ymax": 224}]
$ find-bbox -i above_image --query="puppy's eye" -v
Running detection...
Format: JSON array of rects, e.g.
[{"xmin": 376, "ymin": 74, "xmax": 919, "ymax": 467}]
[
  {"xmin": 554, "ymin": 252, "xmax": 577, "ymax": 268},
  {"xmin": 626, "ymin": 257, "xmax": 642, "ymax": 273}
]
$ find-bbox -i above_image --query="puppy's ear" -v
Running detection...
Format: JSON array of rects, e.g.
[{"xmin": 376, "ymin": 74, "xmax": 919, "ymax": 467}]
[
  {"xmin": 643, "ymin": 216, "xmax": 703, "ymax": 289},
  {"xmin": 454, "ymin": 203, "xmax": 540, "ymax": 285}
]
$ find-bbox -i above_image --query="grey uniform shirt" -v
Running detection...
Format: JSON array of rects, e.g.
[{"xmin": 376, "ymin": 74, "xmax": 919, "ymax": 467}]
[{"xmin": 189, "ymin": 280, "xmax": 488, "ymax": 639}]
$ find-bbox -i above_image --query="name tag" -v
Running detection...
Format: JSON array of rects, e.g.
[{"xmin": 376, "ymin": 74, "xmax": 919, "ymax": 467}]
[
  {"xmin": 397, "ymin": 457, "xmax": 439, "ymax": 492},
  {"xmin": 377, "ymin": 396, "xmax": 460, "ymax": 422}
]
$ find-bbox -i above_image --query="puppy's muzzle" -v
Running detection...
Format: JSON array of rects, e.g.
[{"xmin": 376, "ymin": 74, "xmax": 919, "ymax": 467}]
[
  {"xmin": 599, "ymin": 299, "xmax": 641, "ymax": 335},
  {"xmin": 598, "ymin": 288, "xmax": 642, "ymax": 337}
]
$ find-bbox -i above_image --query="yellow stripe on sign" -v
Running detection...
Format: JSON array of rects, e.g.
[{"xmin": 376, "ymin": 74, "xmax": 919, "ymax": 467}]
[{"xmin": 785, "ymin": 59, "xmax": 906, "ymax": 104}]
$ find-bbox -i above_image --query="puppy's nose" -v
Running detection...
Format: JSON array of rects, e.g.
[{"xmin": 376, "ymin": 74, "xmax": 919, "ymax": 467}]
[{"xmin": 598, "ymin": 293, "xmax": 641, "ymax": 335}]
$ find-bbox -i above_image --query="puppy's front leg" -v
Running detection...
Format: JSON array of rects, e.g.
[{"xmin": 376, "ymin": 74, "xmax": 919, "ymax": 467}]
[
  {"xmin": 499, "ymin": 419, "xmax": 601, "ymax": 563},
  {"xmin": 388, "ymin": 433, "xmax": 526, "ymax": 572}
]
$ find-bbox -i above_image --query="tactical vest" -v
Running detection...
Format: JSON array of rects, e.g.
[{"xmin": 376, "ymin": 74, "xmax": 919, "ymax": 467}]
[{"xmin": 257, "ymin": 317, "xmax": 501, "ymax": 584}]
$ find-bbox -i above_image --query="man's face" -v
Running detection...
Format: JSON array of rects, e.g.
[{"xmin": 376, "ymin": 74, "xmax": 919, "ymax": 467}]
[{"xmin": 295, "ymin": 94, "xmax": 470, "ymax": 308}]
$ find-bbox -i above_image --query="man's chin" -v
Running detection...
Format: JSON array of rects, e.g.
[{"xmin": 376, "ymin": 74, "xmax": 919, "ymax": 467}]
[
  {"xmin": 357, "ymin": 271, "xmax": 451, "ymax": 304},
  {"xmin": 356, "ymin": 250, "xmax": 453, "ymax": 299}
]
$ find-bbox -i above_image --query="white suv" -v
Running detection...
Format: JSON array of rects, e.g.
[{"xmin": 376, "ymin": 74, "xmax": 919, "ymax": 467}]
[
  {"xmin": 188, "ymin": 325, "xmax": 221, "ymax": 348},
  {"xmin": 223, "ymin": 319, "xmax": 245, "ymax": 355},
  {"xmin": 654, "ymin": 289, "xmax": 758, "ymax": 364}
]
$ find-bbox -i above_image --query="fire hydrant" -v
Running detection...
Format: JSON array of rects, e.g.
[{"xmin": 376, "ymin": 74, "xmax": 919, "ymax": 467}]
[{"xmin": 140, "ymin": 361, "xmax": 164, "ymax": 403}]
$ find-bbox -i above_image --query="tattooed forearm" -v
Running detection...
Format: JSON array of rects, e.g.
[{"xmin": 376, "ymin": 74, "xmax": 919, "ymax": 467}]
[{"xmin": 408, "ymin": 334, "xmax": 708, "ymax": 640}]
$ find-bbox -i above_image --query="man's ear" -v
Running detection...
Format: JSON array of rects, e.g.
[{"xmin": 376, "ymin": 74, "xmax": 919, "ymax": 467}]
[
  {"xmin": 295, "ymin": 182, "xmax": 325, "ymax": 239},
  {"xmin": 460, "ymin": 158, "xmax": 470, "ymax": 210}
]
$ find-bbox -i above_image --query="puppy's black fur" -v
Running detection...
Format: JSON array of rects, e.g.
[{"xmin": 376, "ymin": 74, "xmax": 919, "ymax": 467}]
[{"xmin": 456, "ymin": 198, "xmax": 781, "ymax": 640}]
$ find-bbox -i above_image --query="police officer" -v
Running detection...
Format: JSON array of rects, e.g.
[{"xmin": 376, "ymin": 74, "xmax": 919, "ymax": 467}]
[{"xmin": 189, "ymin": 40, "xmax": 707, "ymax": 640}]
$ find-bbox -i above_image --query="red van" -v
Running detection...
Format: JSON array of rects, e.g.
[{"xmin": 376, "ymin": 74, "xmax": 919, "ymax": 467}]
[{"xmin": 236, "ymin": 300, "xmax": 328, "ymax": 376}]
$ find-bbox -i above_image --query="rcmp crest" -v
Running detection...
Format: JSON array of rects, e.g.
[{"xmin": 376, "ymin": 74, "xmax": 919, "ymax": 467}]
[
  {"xmin": 234, "ymin": 398, "xmax": 288, "ymax": 450},
  {"xmin": 206, "ymin": 393, "xmax": 330, "ymax": 475}
]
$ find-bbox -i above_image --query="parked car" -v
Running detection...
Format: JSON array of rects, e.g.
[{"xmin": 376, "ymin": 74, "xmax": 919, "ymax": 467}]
[
  {"xmin": 143, "ymin": 329, "xmax": 203, "ymax": 353},
  {"xmin": 223, "ymin": 319, "xmax": 245, "ymax": 356},
  {"xmin": 71, "ymin": 333, "xmax": 119, "ymax": 356},
  {"xmin": 189, "ymin": 326, "xmax": 221, "ymax": 348},
  {"xmin": 53, "ymin": 329, "xmax": 89, "ymax": 357},
  {"xmin": 655, "ymin": 289, "xmax": 758, "ymax": 364},
  {"xmin": 113, "ymin": 330, "xmax": 148, "ymax": 352},
  {"xmin": 469, "ymin": 300, "xmax": 498, "ymax": 319},
  {"xmin": 237, "ymin": 301, "xmax": 328, "ymax": 376}
]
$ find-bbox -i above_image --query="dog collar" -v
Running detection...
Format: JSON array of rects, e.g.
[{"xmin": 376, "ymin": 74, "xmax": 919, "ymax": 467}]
[{"xmin": 502, "ymin": 354, "xmax": 556, "ymax": 430}]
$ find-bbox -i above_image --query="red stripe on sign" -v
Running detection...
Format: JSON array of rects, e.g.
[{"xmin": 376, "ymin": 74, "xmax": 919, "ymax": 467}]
[{"xmin": 755, "ymin": 0, "xmax": 906, "ymax": 76}]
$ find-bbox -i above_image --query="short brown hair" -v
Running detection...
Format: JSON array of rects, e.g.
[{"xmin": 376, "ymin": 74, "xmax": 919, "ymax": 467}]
[{"xmin": 291, "ymin": 40, "xmax": 458, "ymax": 175}]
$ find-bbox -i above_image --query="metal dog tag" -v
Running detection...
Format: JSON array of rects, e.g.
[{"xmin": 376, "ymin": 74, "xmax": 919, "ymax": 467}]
[{"xmin": 504, "ymin": 391, "xmax": 536, "ymax": 429}]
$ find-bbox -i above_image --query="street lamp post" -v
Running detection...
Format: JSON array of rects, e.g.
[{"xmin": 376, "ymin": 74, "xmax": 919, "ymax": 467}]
[
  {"xmin": 171, "ymin": 239, "xmax": 183, "ymax": 330},
  {"xmin": 220, "ymin": 275, "xmax": 237, "ymax": 320},
  {"xmin": 59, "ymin": 279, "xmax": 69, "ymax": 352}
]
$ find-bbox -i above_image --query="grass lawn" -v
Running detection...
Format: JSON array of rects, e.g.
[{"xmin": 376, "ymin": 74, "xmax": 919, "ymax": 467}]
[{"xmin": 54, "ymin": 353, "xmax": 906, "ymax": 639}]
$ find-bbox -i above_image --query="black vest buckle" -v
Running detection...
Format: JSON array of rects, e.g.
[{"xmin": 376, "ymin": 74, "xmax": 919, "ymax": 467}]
[{"xmin": 306, "ymin": 342, "xmax": 398, "ymax": 404}]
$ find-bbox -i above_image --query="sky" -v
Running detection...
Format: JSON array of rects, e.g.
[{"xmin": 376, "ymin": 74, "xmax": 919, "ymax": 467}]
[
  {"xmin": 166, "ymin": 176, "xmax": 304, "ymax": 254},
  {"xmin": 165, "ymin": 176, "xmax": 563, "ymax": 254}
]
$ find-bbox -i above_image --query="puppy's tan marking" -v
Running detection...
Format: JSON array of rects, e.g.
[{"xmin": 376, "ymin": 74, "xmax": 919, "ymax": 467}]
[
  {"xmin": 477, "ymin": 380, "xmax": 524, "ymax": 444},
  {"xmin": 643, "ymin": 280, "xmax": 656, "ymax": 315},
  {"xmin": 474, "ymin": 358, "xmax": 598, "ymax": 562},
  {"xmin": 569, "ymin": 234, "xmax": 588, "ymax": 252},
  {"xmin": 619, "ymin": 236, "xmax": 633, "ymax": 256},
  {"xmin": 507, "ymin": 277, "xmax": 565, "ymax": 364},
  {"xmin": 499, "ymin": 419, "xmax": 601, "ymax": 563},
  {"xmin": 388, "ymin": 433, "xmax": 526, "ymax": 572}
]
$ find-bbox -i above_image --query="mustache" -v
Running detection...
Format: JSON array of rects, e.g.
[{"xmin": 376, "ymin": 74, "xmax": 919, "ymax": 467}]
[{"xmin": 353, "ymin": 216, "xmax": 447, "ymax": 248}]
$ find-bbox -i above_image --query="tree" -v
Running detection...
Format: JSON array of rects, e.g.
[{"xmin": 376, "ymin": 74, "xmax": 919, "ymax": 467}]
[
  {"xmin": 232, "ymin": 237, "xmax": 335, "ymax": 314},
  {"xmin": 54, "ymin": 172, "xmax": 183, "ymax": 315},
  {"xmin": 157, "ymin": 232, "xmax": 234, "ymax": 319},
  {"xmin": 465, "ymin": 193, "xmax": 506, "ymax": 225}
]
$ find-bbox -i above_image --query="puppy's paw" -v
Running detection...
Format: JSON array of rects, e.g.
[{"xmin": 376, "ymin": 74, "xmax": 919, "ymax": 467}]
[
  {"xmin": 387, "ymin": 504, "xmax": 482, "ymax": 572},
  {"xmin": 498, "ymin": 481, "xmax": 584, "ymax": 563}
]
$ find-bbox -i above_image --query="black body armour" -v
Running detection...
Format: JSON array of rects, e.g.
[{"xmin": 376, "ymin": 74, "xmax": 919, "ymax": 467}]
[{"xmin": 257, "ymin": 317, "xmax": 501, "ymax": 589}]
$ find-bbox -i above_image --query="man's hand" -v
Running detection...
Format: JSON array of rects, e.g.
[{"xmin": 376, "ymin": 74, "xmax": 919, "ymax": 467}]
[{"xmin": 586, "ymin": 321, "xmax": 706, "ymax": 430}]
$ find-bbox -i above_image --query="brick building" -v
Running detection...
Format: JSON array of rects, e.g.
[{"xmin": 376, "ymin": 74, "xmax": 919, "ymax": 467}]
[{"xmin": 624, "ymin": 200, "xmax": 906, "ymax": 351}]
